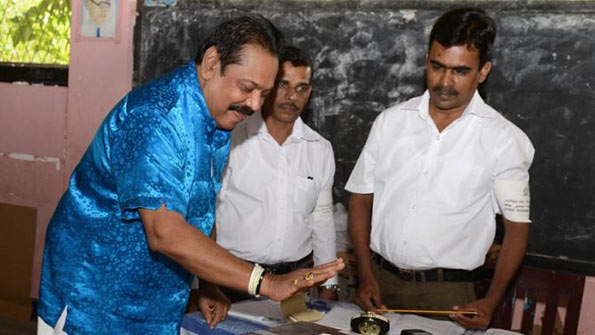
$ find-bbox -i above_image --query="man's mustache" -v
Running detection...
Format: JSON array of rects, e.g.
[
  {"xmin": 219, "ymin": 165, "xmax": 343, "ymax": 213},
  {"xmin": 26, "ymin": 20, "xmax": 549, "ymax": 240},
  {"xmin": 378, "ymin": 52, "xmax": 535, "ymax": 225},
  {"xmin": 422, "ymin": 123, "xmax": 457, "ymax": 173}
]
[
  {"xmin": 432, "ymin": 85, "xmax": 458, "ymax": 97},
  {"xmin": 228, "ymin": 104, "xmax": 255, "ymax": 116},
  {"xmin": 278, "ymin": 102, "xmax": 299, "ymax": 112}
]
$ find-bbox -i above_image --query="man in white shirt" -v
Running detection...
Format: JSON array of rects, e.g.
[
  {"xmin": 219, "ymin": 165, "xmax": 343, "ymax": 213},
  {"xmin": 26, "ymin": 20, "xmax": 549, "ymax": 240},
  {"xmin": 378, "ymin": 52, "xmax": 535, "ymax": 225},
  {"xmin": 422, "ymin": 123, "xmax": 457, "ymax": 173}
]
[
  {"xmin": 346, "ymin": 8, "xmax": 534, "ymax": 330},
  {"xmin": 216, "ymin": 46, "xmax": 339, "ymax": 301}
]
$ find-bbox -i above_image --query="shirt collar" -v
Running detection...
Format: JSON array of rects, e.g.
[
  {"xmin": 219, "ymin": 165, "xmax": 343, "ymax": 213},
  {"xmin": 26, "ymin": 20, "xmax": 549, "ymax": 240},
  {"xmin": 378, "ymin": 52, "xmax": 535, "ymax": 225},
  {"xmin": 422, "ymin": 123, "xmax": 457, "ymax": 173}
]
[
  {"xmin": 406, "ymin": 90, "xmax": 496, "ymax": 120},
  {"xmin": 246, "ymin": 111, "xmax": 267, "ymax": 135},
  {"xmin": 246, "ymin": 111, "xmax": 319, "ymax": 142}
]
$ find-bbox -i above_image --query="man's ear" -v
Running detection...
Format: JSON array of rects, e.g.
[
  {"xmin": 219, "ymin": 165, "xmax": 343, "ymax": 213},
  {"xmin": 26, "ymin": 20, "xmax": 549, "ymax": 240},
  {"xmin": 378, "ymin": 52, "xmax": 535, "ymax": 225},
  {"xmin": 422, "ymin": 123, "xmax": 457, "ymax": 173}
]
[
  {"xmin": 478, "ymin": 61, "xmax": 492, "ymax": 84},
  {"xmin": 198, "ymin": 46, "xmax": 220, "ymax": 80}
]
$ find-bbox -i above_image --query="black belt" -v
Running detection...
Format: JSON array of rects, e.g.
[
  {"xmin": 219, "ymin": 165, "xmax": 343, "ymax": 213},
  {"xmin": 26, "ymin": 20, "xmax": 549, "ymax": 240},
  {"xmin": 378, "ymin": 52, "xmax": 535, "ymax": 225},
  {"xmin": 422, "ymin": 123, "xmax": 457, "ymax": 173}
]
[
  {"xmin": 372, "ymin": 253, "xmax": 476, "ymax": 282},
  {"xmin": 259, "ymin": 253, "xmax": 312, "ymax": 275}
]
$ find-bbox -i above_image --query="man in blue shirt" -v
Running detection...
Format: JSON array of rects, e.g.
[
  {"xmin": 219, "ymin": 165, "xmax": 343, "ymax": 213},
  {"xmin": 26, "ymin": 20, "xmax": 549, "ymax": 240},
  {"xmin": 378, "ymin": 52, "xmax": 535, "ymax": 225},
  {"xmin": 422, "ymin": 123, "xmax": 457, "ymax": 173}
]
[{"xmin": 38, "ymin": 15, "xmax": 344, "ymax": 335}]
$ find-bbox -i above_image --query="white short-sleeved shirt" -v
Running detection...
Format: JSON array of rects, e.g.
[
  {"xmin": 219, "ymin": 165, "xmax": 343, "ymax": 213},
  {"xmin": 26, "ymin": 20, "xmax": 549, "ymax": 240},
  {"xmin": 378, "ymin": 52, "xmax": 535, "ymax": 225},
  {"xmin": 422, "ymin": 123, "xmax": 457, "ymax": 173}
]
[
  {"xmin": 345, "ymin": 90, "xmax": 534, "ymax": 271},
  {"xmin": 216, "ymin": 112, "xmax": 338, "ymax": 284}
]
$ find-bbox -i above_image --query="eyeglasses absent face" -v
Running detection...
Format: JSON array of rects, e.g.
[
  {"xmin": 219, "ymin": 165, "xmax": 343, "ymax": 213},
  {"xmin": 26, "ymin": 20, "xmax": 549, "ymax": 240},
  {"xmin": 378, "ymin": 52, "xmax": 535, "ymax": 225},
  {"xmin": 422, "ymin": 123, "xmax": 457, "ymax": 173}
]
[
  {"xmin": 266, "ymin": 62, "xmax": 312, "ymax": 124},
  {"xmin": 204, "ymin": 44, "xmax": 278, "ymax": 130},
  {"xmin": 426, "ymin": 41, "xmax": 491, "ymax": 115}
]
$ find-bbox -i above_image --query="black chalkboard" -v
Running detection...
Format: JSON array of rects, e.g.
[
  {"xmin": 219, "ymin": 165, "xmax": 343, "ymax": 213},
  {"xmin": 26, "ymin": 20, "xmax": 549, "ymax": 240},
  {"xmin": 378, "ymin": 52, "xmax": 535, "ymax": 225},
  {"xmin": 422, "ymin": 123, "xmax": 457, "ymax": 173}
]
[{"xmin": 133, "ymin": 0, "xmax": 595, "ymax": 275}]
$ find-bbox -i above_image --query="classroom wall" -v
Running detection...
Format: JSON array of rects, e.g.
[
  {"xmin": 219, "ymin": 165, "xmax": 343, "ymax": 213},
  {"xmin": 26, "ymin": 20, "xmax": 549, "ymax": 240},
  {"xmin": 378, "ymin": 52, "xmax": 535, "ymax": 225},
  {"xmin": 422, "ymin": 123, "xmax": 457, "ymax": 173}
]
[
  {"xmin": 66, "ymin": 0, "xmax": 137, "ymax": 179},
  {"xmin": 0, "ymin": 0, "xmax": 137, "ymax": 299},
  {"xmin": 0, "ymin": 83, "xmax": 66, "ymax": 301}
]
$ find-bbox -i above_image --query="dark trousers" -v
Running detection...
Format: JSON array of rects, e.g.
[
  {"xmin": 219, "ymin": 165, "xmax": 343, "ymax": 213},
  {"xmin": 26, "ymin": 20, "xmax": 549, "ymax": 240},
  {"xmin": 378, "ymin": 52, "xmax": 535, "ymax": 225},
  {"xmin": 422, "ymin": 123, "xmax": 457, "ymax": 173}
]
[{"xmin": 371, "ymin": 259, "xmax": 476, "ymax": 311}]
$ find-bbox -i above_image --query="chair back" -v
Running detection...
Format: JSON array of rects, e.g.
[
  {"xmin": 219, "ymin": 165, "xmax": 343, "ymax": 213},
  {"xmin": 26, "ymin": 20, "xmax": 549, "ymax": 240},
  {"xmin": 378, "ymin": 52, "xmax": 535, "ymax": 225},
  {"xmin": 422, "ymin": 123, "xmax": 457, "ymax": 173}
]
[{"xmin": 491, "ymin": 265, "xmax": 585, "ymax": 335}]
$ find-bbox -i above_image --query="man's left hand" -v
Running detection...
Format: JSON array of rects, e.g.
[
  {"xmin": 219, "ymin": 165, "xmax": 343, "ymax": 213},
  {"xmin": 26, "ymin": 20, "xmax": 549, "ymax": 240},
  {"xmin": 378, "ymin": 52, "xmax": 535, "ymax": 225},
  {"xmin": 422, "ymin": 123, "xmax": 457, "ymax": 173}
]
[
  {"xmin": 450, "ymin": 297, "xmax": 498, "ymax": 330},
  {"xmin": 198, "ymin": 283, "xmax": 231, "ymax": 328}
]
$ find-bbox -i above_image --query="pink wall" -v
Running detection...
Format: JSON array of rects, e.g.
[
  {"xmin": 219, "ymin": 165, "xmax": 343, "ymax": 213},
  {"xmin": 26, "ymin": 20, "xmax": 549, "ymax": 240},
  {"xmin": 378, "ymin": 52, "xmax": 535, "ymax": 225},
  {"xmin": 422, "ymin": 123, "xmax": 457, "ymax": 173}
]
[
  {"xmin": 0, "ymin": 0, "xmax": 137, "ymax": 298},
  {"xmin": 66, "ymin": 0, "xmax": 137, "ymax": 178},
  {"xmin": 0, "ymin": 83, "xmax": 67, "ymax": 299},
  {"xmin": 579, "ymin": 277, "xmax": 595, "ymax": 334}
]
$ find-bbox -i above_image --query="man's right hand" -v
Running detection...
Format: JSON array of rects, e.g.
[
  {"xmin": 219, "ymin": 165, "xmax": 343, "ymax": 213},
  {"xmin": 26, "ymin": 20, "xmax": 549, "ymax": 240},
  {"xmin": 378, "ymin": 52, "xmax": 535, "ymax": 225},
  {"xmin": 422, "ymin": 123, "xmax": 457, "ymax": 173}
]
[
  {"xmin": 260, "ymin": 259, "xmax": 345, "ymax": 301},
  {"xmin": 198, "ymin": 283, "xmax": 231, "ymax": 328},
  {"xmin": 355, "ymin": 275, "xmax": 386, "ymax": 313},
  {"xmin": 347, "ymin": 192, "xmax": 383, "ymax": 312}
]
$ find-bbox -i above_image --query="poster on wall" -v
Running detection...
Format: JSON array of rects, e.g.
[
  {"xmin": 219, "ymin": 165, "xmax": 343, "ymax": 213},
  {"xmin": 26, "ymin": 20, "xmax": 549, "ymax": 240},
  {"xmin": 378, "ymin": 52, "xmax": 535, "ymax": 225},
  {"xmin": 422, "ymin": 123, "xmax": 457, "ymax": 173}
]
[{"xmin": 77, "ymin": 0, "xmax": 121, "ymax": 41}]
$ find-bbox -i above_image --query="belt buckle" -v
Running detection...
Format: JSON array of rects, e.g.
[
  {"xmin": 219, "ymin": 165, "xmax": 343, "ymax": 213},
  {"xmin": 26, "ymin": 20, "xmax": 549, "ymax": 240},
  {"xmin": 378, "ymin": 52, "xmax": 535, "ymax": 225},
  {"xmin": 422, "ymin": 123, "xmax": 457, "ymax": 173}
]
[
  {"xmin": 399, "ymin": 269, "xmax": 434, "ymax": 282},
  {"xmin": 398, "ymin": 268, "xmax": 416, "ymax": 282}
]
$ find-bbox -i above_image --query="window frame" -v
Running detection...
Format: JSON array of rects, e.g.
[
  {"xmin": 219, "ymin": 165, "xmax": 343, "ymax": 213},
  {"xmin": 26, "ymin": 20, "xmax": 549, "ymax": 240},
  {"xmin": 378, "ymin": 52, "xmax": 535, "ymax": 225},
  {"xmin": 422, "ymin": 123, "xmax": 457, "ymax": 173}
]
[{"xmin": 0, "ymin": 62, "xmax": 68, "ymax": 86}]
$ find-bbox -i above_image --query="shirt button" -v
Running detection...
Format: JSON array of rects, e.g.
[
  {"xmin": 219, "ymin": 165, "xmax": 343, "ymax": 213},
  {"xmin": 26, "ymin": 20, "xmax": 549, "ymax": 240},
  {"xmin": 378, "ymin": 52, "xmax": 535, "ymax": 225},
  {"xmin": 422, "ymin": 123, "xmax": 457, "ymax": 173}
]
[
  {"xmin": 423, "ymin": 171, "xmax": 429, "ymax": 175},
  {"xmin": 410, "ymin": 204, "xmax": 416, "ymax": 209}
]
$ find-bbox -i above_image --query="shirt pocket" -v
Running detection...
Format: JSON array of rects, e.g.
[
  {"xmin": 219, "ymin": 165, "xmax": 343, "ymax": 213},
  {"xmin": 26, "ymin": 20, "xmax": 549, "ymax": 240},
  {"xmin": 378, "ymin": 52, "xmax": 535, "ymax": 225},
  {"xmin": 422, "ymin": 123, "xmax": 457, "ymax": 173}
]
[
  {"xmin": 293, "ymin": 176, "xmax": 318, "ymax": 218},
  {"xmin": 434, "ymin": 160, "xmax": 489, "ymax": 207}
]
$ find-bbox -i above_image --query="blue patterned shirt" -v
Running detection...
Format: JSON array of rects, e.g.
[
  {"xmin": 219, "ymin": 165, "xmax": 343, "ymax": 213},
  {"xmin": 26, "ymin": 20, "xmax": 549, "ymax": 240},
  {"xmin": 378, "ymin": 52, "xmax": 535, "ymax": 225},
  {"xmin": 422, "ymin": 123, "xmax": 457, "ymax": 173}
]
[{"xmin": 38, "ymin": 61, "xmax": 231, "ymax": 334}]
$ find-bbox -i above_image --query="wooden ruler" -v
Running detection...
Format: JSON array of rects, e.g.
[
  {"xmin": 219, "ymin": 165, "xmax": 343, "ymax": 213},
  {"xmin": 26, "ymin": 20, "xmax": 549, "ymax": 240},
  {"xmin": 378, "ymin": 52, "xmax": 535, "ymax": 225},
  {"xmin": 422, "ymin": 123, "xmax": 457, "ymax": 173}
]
[{"xmin": 377, "ymin": 308, "xmax": 479, "ymax": 316}]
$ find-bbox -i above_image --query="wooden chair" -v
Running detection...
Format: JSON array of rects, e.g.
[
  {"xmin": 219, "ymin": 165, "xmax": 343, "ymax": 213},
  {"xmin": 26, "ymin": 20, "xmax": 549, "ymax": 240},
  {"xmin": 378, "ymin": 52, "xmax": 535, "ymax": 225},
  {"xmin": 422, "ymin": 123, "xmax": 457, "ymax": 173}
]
[{"xmin": 491, "ymin": 265, "xmax": 585, "ymax": 335}]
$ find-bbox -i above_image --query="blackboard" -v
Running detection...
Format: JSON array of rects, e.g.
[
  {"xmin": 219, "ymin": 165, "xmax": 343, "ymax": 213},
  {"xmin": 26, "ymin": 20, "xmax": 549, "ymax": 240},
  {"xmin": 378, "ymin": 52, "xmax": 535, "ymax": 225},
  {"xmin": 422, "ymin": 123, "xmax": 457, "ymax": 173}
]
[{"xmin": 133, "ymin": 0, "xmax": 595, "ymax": 275}]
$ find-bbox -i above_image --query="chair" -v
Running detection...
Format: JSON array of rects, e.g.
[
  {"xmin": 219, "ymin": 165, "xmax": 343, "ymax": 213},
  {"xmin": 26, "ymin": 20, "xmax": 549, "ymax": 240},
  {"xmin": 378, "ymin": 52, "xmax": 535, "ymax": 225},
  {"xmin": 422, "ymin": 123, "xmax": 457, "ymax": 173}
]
[{"xmin": 491, "ymin": 265, "xmax": 585, "ymax": 335}]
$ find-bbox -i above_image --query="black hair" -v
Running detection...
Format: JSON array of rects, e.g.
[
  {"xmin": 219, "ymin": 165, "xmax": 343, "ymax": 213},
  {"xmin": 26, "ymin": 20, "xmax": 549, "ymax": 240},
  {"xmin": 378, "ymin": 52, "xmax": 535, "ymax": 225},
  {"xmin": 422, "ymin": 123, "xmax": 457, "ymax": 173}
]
[
  {"xmin": 279, "ymin": 45, "xmax": 313, "ymax": 83},
  {"xmin": 196, "ymin": 14, "xmax": 284, "ymax": 73},
  {"xmin": 429, "ymin": 8, "xmax": 496, "ymax": 67}
]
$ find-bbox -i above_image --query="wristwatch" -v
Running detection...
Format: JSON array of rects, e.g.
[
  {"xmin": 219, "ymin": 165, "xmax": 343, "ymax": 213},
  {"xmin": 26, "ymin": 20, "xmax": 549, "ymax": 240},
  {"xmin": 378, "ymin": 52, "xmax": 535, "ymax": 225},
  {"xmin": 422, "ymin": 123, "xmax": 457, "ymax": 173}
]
[{"xmin": 320, "ymin": 284, "xmax": 340, "ymax": 291}]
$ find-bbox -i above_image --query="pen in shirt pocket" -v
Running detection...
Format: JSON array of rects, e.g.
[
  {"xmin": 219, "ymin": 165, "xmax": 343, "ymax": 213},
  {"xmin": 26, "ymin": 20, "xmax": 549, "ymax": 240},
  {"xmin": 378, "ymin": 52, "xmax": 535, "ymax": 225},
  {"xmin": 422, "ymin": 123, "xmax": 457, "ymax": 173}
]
[{"xmin": 307, "ymin": 176, "xmax": 313, "ymax": 180}]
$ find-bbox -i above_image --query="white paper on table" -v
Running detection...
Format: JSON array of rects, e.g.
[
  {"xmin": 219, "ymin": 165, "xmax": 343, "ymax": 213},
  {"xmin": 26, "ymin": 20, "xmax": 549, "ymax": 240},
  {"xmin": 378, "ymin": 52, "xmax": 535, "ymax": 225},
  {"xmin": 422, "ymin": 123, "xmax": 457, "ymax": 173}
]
[
  {"xmin": 228, "ymin": 299, "xmax": 286, "ymax": 326},
  {"xmin": 315, "ymin": 305, "xmax": 358, "ymax": 330},
  {"xmin": 390, "ymin": 314, "xmax": 523, "ymax": 335},
  {"xmin": 179, "ymin": 328, "xmax": 199, "ymax": 335},
  {"xmin": 316, "ymin": 305, "xmax": 463, "ymax": 335},
  {"xmin": 389, "ymin": 314, "xmax": 465, "ymax": 335}
]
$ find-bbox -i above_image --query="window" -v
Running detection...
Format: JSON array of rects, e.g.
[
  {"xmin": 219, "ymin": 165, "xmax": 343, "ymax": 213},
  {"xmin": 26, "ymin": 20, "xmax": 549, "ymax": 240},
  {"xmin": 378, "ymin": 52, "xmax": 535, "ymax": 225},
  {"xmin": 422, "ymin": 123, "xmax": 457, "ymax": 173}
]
[{"xmin": 0, "ymin": 0, "xmax": 70, "ymax": 85}]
